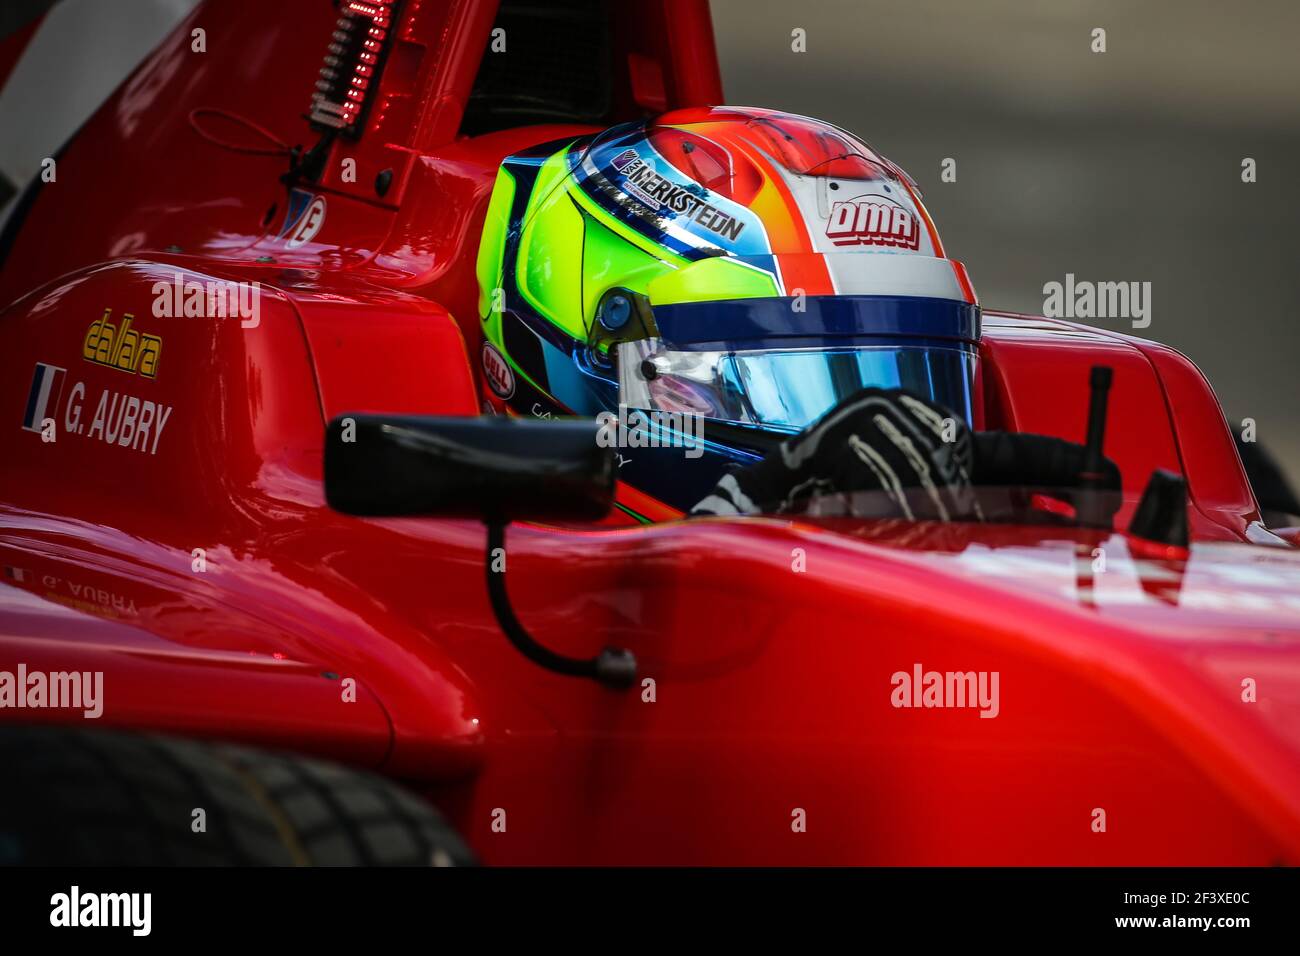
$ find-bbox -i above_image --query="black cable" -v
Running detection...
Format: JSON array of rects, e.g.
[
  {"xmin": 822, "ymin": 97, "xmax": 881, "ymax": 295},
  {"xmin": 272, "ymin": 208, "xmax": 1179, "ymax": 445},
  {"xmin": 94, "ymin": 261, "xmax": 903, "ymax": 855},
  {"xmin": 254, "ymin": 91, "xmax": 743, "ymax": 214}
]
[{"xmin": 484, "ymin": 522, "xmax": 637, "ymax": 689}]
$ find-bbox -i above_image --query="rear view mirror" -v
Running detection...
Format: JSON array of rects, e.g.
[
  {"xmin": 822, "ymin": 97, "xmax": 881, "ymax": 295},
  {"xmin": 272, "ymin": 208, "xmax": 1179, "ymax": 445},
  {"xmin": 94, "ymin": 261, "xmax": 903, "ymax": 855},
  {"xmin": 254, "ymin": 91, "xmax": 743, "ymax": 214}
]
[
  {"xmin": 324, "ymin": 414, "xmax": 615, "ymax": 523},
  {"xmin": 323, "ymin": 413, "xmax": 634, "ymax": 689}
]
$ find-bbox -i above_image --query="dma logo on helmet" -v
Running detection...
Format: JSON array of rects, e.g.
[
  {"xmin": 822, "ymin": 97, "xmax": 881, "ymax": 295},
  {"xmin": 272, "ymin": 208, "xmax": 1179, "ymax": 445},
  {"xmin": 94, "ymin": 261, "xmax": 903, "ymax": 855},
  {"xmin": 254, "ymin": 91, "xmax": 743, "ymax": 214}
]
[
  {"xmin": 475, "ymin": 106, "xmax": 980, "ymax": 520},
  {"xmin": 827, "ymin": 196, "xmax": 921, "ymax": 250}
]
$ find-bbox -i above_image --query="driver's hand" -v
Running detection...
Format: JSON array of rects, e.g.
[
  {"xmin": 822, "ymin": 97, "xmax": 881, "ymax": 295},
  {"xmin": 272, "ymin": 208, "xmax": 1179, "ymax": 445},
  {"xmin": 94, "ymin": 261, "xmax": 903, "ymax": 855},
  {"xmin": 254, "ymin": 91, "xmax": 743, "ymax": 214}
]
[
  {"xmin": 688, "ymin": 387, "xmax": 1123, "ymax": 523},
  {"xmin": 690, "ymin": 388, "xmax": 980, "ymax": 520}
]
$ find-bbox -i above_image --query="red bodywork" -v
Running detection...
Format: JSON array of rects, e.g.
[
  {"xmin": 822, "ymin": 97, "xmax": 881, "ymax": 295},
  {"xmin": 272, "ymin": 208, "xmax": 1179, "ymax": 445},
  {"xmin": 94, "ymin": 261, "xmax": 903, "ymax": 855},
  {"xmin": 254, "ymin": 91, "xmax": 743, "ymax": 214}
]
[{"xmin": 1, "ymin": 0, "xmax": 1297, "ymax": 865}]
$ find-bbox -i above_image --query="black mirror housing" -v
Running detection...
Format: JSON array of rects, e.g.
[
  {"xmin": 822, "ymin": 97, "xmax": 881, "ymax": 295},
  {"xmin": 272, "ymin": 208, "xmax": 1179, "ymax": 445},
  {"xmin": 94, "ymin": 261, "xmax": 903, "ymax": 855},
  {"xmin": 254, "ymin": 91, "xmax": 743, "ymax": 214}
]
[{"xmin": 324, "ymin": 415, "xmax": 616, "ymax": 523}]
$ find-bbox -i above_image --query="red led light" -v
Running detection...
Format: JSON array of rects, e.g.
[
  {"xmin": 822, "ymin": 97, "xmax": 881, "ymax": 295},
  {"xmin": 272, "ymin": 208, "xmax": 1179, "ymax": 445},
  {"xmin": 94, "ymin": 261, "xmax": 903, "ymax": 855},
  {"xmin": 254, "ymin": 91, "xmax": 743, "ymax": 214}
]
[
  {"xmin": 343, "ymin": 1, "xmax": 393, "ymax": 17},
  {"xmin": 308, "ymin": 0, "xmax": 399, "ymax": 133}
]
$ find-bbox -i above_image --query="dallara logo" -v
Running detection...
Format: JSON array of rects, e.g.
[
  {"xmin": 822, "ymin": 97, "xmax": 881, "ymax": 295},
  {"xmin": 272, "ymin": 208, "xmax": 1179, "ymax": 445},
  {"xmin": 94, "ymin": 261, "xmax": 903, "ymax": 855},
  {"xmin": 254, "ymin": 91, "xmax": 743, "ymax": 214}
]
[{"xmin": 83, "ymin": 310, "xmax": 161, "ymax": 379}]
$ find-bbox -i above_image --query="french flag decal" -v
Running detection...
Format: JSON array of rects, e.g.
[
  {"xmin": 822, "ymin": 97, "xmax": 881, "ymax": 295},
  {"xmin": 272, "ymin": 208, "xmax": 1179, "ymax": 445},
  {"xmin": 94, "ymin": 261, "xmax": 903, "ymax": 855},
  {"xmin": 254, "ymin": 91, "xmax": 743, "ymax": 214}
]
[{"xmin": 21, "ymin": 362, "xmax": 66, "ymax": 433}]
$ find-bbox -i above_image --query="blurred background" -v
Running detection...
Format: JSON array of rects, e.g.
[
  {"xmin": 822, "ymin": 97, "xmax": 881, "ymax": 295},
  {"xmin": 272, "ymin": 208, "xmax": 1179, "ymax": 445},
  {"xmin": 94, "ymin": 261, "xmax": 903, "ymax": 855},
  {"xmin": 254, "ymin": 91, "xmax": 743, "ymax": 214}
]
[
  {"xmin": 1, "ymin": 0, "xmax": 1295, "ymax": 481},
  {"xmin": 712, "ymin": 0, "xmax": 1299, "ymax": 481}
]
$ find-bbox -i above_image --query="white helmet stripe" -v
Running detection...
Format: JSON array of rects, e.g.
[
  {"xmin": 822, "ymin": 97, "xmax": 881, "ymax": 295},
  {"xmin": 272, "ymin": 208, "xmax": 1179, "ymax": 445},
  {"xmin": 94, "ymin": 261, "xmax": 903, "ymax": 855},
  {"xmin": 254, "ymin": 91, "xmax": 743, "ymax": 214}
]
[{"xmin": 823, "ymin": 253, "xmax": 968, "ymax": 300}]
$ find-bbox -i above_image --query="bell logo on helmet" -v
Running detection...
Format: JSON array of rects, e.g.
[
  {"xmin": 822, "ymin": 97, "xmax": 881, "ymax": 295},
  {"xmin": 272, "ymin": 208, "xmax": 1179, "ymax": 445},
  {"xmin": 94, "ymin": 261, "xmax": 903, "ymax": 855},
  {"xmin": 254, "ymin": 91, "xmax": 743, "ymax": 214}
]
[
  {"xmin": 826, "ymin": 197, "xmax": 920, "ymax": 251},
  {"xmin": 481, "ymin": 342, "xmax": 515, "ymax": 400}
]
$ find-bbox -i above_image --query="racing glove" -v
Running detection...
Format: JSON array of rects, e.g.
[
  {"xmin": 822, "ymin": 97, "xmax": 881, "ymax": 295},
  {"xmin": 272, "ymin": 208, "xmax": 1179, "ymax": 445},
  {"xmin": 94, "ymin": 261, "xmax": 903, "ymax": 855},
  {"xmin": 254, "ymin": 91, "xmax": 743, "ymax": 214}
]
[
  {"xmin": 689, "ymin": 388, "xmax": 1121, "ymax": 522},
  {"xmin": 690, "ymin": 388, "xmax": 980, "ymax": 521}
]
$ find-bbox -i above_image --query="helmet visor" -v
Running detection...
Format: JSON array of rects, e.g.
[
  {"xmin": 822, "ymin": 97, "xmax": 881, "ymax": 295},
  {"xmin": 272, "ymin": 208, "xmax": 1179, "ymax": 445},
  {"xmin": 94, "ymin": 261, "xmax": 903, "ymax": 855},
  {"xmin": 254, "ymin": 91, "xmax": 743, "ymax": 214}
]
[{"xmin": 617, "ymin": 338, "xmax": 976, "ymax": 432}]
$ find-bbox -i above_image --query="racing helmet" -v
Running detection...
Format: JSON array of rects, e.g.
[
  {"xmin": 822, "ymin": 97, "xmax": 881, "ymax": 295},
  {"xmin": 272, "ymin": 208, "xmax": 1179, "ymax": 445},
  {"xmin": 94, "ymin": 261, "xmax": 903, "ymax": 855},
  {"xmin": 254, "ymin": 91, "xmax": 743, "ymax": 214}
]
[{"xmin": 475, "ymin": 106, "xmax": 980, "ymax": 519}]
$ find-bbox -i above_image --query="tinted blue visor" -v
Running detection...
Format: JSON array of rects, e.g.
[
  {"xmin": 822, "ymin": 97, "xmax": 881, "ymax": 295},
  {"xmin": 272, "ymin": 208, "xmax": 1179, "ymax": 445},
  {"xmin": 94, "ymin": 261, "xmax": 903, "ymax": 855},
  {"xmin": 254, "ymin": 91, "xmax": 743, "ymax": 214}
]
[{"xmin": 617, "ymin": 295, "xmax": 979, "ymax": 432}]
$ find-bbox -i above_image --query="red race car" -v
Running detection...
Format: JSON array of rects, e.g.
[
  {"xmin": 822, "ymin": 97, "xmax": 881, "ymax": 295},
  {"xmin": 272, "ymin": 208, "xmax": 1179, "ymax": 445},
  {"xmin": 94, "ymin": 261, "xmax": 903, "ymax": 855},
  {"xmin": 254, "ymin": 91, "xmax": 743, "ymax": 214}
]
[{"xmin": 1, "ymin": 0, "xmax": 1298, "ymax": 867}]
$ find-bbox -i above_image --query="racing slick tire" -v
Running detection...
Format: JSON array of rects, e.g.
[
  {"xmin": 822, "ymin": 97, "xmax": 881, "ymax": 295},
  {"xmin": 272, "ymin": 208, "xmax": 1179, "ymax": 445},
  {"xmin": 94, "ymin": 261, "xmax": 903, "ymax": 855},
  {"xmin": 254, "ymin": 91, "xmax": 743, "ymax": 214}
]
[{"xmin": 0, "ymin": 726, "xmax": 476, "ymax": 866}]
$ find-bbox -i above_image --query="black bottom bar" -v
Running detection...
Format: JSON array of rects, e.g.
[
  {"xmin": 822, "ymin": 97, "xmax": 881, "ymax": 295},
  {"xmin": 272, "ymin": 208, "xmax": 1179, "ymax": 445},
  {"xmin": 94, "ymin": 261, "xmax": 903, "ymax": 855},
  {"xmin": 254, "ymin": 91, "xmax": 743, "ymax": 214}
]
[{"xmin": 0, "ymin": 866, "xmax": 1290, "ymax": 941}]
